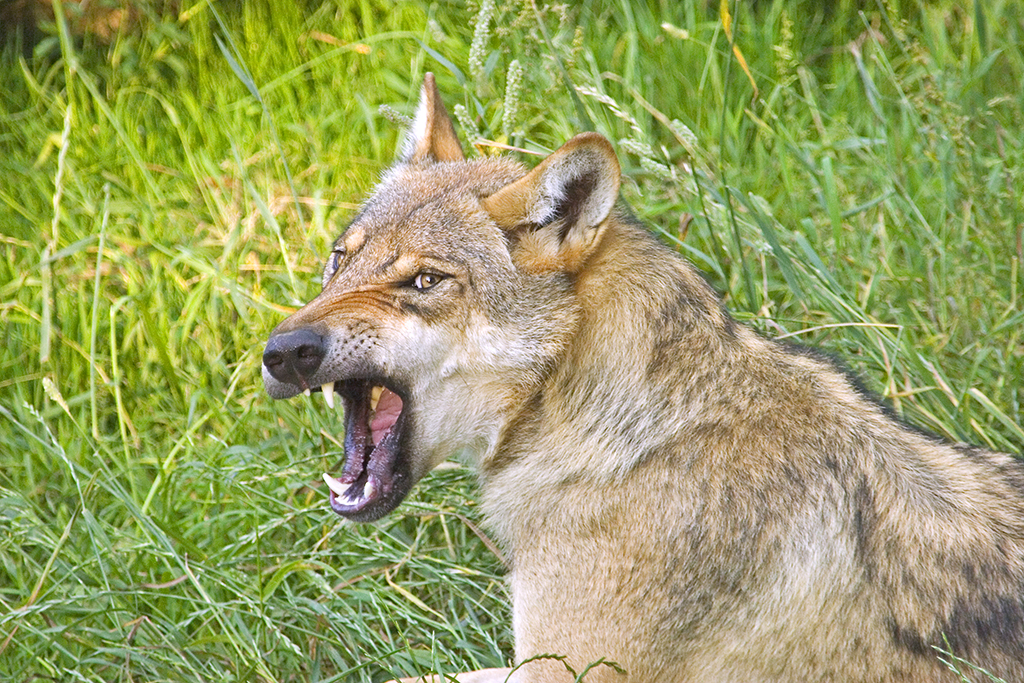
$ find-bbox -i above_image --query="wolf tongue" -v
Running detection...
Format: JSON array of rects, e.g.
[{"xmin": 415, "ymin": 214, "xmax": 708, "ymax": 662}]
[{"xmin": 369, "ymin": 388, "xmax": 403, "ymax": 446}]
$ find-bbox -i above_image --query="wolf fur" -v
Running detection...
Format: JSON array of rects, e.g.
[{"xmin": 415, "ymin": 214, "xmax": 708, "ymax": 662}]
[{"xmin": 262, "ymin": 74, "xmax": 1024, "ymax": 682}]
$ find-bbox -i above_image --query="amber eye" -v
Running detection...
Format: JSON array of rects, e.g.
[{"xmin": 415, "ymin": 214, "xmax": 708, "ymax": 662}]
[{"xmin": 412, "ymin": 272, "xmax": 443, "ymax": 291}]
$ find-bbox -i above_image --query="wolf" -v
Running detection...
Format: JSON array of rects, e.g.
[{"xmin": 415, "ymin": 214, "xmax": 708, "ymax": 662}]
[{"xmin": 262, "ymin": 74, "xmax": 1024, "ymax": 682}]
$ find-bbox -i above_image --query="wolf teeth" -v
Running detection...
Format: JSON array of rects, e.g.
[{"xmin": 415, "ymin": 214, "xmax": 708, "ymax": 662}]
[
  {"xmin": 322, "ymin": 381, "xmax": 335, "ymax": 409},
  {"xmin": 323, "ymin": 473, "xmax": 376, "ymax": 506},
  {"xmin": 322, "ymin": 472, "xmax": 348, "ymax": 498},
  {"xmin": 370, "ymin": 385, "xmax": 383, "ymax": 413}
]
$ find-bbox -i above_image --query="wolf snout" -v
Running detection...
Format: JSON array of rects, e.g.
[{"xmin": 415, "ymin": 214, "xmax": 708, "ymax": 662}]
[{"xmin": 262, "ymin": 328, "xmax": 325, "ymax": 389}]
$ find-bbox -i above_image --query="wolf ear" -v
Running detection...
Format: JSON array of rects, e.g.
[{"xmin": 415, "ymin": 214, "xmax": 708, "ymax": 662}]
[
  {"xmin": 401, "ymin": 73, "xmax": 465, "ymax": 164},
  {"xmin": 482, "ymin": 133, "xmax": 621, "ymax": 272}
]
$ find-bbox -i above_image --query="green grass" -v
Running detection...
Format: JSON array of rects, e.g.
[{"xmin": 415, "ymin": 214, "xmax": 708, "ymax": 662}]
[{"xmin": 1, "ymin": 1, "xmax": 1022, "ymax": 681}]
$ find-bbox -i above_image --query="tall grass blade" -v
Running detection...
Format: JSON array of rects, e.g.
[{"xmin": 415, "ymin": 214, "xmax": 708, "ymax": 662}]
[{"xmin": 211, "ymin": 7, "xmax": 305, "ymax": 229}]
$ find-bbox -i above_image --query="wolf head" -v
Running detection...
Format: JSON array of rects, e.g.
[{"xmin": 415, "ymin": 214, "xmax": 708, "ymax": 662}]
[{"xmin": 262, "ymin": 74, "xmax": 621, "ymax": 522}]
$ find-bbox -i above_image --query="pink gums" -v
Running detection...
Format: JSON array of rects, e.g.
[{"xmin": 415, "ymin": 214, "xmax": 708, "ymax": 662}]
[{"xmin": 370, "ymin": 388, "xmax": 402, "ymax": 446}]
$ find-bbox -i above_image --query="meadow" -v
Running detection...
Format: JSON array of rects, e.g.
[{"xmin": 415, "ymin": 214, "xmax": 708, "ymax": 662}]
[{"xmin": 1, "ymin": 0, "xmax": 1022, "ymax": 680}]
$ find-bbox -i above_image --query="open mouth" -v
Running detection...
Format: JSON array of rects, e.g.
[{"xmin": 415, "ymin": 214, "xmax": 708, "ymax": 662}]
[{"xmin": 316, "ymin": 380, "xmax": 411, "ymax": 522}]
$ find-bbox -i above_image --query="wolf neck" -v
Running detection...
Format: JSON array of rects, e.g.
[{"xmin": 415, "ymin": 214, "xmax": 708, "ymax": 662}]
[{"xmin": 480, "ymin": 215, "xmax": 740, "ymax": 509}]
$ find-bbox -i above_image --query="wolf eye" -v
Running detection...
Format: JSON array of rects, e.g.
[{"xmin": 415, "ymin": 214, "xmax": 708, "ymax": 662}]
[
  {"xmin": 322, "ymin": 248, "xmax": 346, "ymax": 287},
  {"xmin": 412, "ymin": 272, "xmax": 444, "ymax": 291}
]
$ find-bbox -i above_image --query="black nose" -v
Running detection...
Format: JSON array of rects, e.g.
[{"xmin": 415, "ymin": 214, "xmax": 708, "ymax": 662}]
[{"xmin": 262, "ymin": 329, "xmax": 325, "ymax": 387}]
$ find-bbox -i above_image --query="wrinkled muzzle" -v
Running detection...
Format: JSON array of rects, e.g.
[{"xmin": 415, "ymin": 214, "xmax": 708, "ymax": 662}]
[{"xmin": 262, "ymin": 327, "xmax": 415, "ymax": 523}]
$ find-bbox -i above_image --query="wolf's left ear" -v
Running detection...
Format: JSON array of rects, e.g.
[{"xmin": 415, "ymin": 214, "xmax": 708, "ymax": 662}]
[
  {"xmin": 401, "ymin": 73, "xmax": 465, "ymax": 164},
  {"xmin": 482, "ymin": 133, "xmax": 621, "ymax": 272}
]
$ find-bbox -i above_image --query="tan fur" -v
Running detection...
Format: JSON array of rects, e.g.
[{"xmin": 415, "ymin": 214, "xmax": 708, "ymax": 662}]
[{"xmin": 263, "ymin": 75, "xmax": 1024, "ymax": 683}]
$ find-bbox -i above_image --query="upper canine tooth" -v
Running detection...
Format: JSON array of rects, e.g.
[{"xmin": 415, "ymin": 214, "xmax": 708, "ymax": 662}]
[
  {"xmin": 323, "ymin": 381, "xmax": 335, "ymax": 409},
  {"xmin": 370, "ymin": 386, "xmax": 383, "ymax": 413},
  {"xmin": 303, "ymin": 388, "xmax": 311, "ymax": 397}
]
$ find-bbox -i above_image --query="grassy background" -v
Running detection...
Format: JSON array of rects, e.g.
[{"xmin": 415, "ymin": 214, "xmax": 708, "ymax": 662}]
[{"xmin": 1, "ymin": 0, "xmax": 1022, "ymax": 681}]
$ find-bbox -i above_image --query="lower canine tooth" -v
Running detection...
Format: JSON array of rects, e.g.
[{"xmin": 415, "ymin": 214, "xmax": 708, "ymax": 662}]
[
  {"xmin": 322, "ymin": 473, "xmax": 348, "ymax": 498},
  {"xmin": 322, "ymin": 381, "xmax": 335, "ymax": 409},
  {"xmin": 363, "ymin": 480, "xmax": 377, "ymax": 499},
  {"xmin": 370, "ymin": 385, "xmax": 383, "ymax": 412}
]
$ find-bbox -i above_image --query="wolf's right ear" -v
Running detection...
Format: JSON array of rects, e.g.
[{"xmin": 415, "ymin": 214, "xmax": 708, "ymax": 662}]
[
  {"xmin": 482, "ymin": 133, "xmax": 621, "ymax": 273},
  {"xmin": 400, "ymin": 73, "xmax": 465, "ymax": 164}
]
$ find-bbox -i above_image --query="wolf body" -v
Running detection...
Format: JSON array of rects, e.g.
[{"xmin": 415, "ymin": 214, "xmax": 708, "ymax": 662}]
[{"xmin": 262, "ymin": 75, "xmax": 1024, "ymax": 682}]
